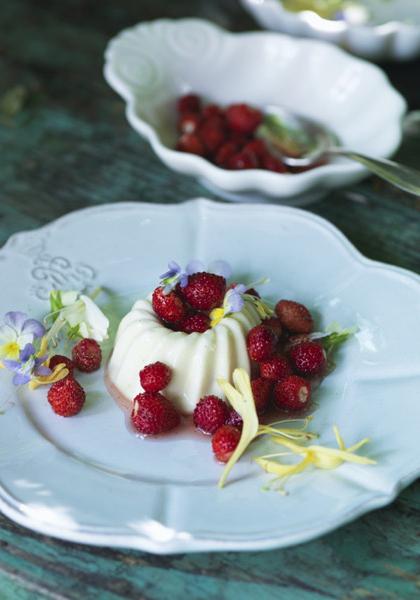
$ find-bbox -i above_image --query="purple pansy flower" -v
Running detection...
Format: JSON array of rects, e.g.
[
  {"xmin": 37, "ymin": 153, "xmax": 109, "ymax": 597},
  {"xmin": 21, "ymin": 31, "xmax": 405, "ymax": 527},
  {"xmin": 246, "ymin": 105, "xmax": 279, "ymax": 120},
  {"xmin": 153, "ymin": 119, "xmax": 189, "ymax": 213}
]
[
  {"xmin": 2, "ymin": 342, "xmax": 51, "ymax": 386},
  {"xmin": 0, "ymin": 311, "xmax": 45, "ymax": 361}
]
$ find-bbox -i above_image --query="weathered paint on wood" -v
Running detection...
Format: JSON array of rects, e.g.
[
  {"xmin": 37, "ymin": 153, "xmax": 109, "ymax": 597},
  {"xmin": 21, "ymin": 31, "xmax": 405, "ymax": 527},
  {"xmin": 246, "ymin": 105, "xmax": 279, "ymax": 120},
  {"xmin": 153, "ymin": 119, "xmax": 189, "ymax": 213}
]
[{"xmin": 0, "ymin": 1, "xmax": 419, "ymax": 598}]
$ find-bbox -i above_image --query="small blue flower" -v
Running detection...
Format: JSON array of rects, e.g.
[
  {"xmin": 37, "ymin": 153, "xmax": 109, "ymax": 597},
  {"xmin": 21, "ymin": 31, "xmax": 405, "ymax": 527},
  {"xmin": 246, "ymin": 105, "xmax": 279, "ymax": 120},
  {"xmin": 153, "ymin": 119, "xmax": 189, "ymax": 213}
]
[
  {"xmin": 225, "ymin": 284, "xmax": 247, "ymax": 313},
  {"xmin": 2, "ymin": 342, "xmax": 51, "ymax": 386},
  {"xmin": 159, "ymin": 259, "xmax": 232, "ymax": 294}
]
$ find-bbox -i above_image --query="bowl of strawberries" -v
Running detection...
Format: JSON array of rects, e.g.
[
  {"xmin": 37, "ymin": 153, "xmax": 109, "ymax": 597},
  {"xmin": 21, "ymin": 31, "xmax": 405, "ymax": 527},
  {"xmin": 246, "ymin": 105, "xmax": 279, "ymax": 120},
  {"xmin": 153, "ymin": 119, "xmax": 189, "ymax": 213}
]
[{"xmin": 104, "ymin": 18, "xmax": 405, "ymax": 205}]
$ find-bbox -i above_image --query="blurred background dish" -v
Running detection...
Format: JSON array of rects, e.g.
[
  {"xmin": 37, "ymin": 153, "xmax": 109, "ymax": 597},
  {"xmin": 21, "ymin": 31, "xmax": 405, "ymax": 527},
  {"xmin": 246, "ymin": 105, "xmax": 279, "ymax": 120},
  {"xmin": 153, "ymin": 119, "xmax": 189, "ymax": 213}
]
[
  {"xmin": 241, "ymin": 0, "xmax": 420, "ymax": 61},
  {"xmin": 105, "ymin": 18, "xmax": 405, "ymax": 205}
]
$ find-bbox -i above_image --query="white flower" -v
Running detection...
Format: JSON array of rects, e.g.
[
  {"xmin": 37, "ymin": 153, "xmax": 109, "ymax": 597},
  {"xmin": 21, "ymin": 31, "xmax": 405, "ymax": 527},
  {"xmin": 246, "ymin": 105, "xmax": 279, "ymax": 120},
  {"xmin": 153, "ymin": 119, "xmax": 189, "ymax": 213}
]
[{"xmin": 47, "ymin": 289, "xmax": 109, "ymax": 343}]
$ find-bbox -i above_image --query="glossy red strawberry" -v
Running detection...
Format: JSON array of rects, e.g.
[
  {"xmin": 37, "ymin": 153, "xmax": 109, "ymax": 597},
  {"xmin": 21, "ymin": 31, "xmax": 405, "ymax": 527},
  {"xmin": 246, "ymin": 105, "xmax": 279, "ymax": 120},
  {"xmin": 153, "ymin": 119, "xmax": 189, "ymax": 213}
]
[
  {"xmin": 152, "ymin": 287, "xmax": 187, "ymax": 324},
  {"xmin": 140, "ymin": 362, "xmax": 172, "ymax": 392},
  {"xmin": 176, "ymin": 133, "xmax": 206, "ymax": 156},
  {"xmin": 289, "ymin": 341, "xmax": 326, "ymax": 376},
  {"xmin": 226, "ymin": 103, "xmax": 263, "ymax": 135},
  {"xmin": 131, "ymin": 392, "xmax": 180, "ymax": 435},
  {"xmin": 181, "ymin": 272, "xmax": 226, "ymax": 311},
  {"xmin": 48, "ymin": 377, "xmax": 85, "ymax": 417},
  {"xmin": 274, "ymin": 375, "xmax": 311, "ymax": 411},
  {"xmin": 259, "ymin": 355, "xmax": 292, "ymax": 381},
  {"xmin": 177, "ymin": 93, "xmax": 201, "ymax": 114},
  {"xmin": 193, "ymin": 395, "xmax": 230, "ymax": 435},
  {"xmin": 179, "ymin": 312, "xmax": 210, "ymax": 334},
  {"xmin": 72, "ymin": 338, "xmax": 101, "ymax": 373},
  {"xmin": 275, "ymin": 300, "xmax": 314, "ymax": 334},
  {"xmin": 246, "ymin": 325, "xmax": 277, "ymax": 362},
  {"xmin": 251, "ymin": 377, "xmax": 272, "ymax": 415},
  {"xmin": 212, "ymin": 425, "xmax": 241, "ymax": 463},
  {"xmin": 48, "ymin": 354, "xmax": 74, "ymax": 377}
]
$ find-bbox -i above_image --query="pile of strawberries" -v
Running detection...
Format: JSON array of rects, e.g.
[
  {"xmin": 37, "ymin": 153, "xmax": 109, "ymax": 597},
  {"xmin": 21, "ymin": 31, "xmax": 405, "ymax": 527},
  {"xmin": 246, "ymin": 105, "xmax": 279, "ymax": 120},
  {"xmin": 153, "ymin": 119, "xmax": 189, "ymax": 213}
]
[
  {"xmin": 131, "ymin": 297, "xmax": 327, "ymax": 465},
  {"xmin": 46, "ymin": 338, "xmax": 102, "ymax": 417},
  {"xmin": 175, "ymin": 94, "xmax": 288, "ymax": 173},
  {"xmin": 152, "ymin": 271, "xmax": 228, "ymax": 333}
]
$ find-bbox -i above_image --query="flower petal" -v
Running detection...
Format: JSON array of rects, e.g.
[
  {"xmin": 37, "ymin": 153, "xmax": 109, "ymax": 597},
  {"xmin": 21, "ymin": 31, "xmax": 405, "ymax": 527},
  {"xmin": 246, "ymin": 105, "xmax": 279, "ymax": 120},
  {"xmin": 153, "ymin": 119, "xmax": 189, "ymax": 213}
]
[
  {"xmin": 12, "ymin": 372, "xmax": 31, "ymax": 385},
  {"xmin": 20, "ymin": 343, "xmax": 35, "ymax": 362},
  {"xmin": 186, "ymin": 260, "xmax": 204, "ymax": 275},
  {"xmin": 80, "ymin": 295, "xmax": 109, "ymax": 341},
  {"xmin": 22, "ymin": 318, "xmax": 45, "ymax": 338},
  {"xmin": 208, "ymin": 260, "xmax": 232, "ymax": 279},
  {"xmin": 4, "ymin": 311, "xmax": 27, "ymax": 332},
  {"xmin": 2, "ymin": 359, "xmax": 21, "ymax": 372}
]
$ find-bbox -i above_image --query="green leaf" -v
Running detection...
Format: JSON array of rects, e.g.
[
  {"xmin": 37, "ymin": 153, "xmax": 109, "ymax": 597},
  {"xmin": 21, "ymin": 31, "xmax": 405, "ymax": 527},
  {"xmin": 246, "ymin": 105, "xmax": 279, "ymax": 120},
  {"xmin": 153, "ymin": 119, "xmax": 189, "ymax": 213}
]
[{"xmin": 321, "ymin": 324, "xmax": 357, "ymax": 355}]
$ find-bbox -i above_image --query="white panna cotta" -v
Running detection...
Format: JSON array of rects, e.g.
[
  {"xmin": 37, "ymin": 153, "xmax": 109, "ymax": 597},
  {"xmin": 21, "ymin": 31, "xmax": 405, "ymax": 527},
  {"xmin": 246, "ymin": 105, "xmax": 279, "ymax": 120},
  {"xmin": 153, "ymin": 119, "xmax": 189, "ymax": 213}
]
[{"xmin": 107, "ymin": 297, "xmax": 262, "ymax": 414}]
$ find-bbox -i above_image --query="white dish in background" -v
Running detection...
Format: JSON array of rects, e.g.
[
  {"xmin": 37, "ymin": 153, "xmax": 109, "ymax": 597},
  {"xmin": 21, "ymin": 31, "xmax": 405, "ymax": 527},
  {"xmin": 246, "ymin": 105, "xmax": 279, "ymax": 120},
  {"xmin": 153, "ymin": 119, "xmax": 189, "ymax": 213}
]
[
  {"xmin": 0, "ymin": 199, "xmax": 419, "ymax": 554},
  {"xmin": 104, "ymin": 18, "xmax": 406, "ymax": 206},
  {"xmin": 241, "ymin": 0, "xmax": 420, "ymax": 61}
]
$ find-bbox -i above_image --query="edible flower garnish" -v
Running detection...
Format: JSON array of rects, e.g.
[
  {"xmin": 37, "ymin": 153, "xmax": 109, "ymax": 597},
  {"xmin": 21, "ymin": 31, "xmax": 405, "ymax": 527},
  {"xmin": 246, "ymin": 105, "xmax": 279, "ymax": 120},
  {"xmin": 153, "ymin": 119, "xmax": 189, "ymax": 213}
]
[
  {"xmin": 210, "ymin": 279, "xmax": 273, "ymax": 327},
  {"xmin": 46, "ymin": 289, "xmax": 109, "ymax": 344},
  {"xmin": 159, "ymin": 259, "xmax": 233, "ymax": 294},
  {"xmin": 217, "ymin": 369, "xmax": 317, "ymax": 488},
  {"xmin": 256, "ymin": 426, "xmax": 375, "ymax": 494},
  {"xmin": 217, "ymin": 369, "xmax": 375, "ymax": 492},
  {"xmin": 1, "ymin": 332, "xmax": 68, "ymax": 389},
  {"xmin": 2, "ymin": 342, "xmax": 50, "ymax": 386},
  {"xmin": 0, "ymin": 311, "xmax": 45, "ymax": 361}
]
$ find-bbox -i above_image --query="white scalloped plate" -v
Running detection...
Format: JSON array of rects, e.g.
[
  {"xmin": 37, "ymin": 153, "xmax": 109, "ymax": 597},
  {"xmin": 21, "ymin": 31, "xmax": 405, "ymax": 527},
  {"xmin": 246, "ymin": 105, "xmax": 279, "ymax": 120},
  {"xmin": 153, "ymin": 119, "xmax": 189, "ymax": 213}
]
[
  {"xmin": 104, "ymin": 18, "xmax": 406, "ymax": 205},
  {"xmin": 0, "ymin": 199, "xmax": 419, "ymax": 554},
  {"xmin": 241, "ymin": 0, "xmax": 420, "ymax": 61}
]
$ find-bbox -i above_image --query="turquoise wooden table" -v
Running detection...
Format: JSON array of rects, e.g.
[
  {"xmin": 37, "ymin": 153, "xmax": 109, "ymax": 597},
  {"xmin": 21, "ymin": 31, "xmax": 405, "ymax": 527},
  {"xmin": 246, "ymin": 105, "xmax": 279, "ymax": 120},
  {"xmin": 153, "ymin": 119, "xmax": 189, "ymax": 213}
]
[{"xmin": 0, "ymin": 1, "xmax": 419, "ymax": 598}]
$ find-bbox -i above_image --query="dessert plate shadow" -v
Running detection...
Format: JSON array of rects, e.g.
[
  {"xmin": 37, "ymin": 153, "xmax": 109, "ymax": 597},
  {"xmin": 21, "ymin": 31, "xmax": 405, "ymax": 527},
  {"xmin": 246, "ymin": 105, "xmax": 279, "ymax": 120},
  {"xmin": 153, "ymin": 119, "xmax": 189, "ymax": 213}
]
[{"xmin": 0, "ymin": 199, "xmax": 419, "ymax": 554}]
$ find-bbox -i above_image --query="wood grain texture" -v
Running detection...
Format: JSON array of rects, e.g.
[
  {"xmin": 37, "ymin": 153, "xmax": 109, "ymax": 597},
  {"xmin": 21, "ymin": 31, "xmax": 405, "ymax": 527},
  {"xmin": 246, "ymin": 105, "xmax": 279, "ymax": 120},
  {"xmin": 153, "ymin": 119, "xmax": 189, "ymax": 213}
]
[{"xmin": 0, "ymin": 1, "xmax": 419, "ymax": 598}]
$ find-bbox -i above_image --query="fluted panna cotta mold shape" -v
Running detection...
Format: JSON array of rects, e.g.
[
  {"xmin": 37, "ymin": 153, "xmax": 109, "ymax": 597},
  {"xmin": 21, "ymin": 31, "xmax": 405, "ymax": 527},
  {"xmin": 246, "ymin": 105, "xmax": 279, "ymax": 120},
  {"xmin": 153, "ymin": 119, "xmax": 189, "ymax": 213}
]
[{"xmin": 108, "ymin": 297, "xmax": 262, "ymax": 414}]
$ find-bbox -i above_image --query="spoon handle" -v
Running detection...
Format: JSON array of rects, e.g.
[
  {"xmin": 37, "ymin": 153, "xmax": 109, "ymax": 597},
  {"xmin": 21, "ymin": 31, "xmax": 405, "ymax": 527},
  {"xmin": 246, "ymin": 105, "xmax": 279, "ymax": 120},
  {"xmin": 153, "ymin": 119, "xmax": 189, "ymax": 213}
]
[{"xmin": 330, "ymin": 149, "xmax": 420, "ymax": 196}]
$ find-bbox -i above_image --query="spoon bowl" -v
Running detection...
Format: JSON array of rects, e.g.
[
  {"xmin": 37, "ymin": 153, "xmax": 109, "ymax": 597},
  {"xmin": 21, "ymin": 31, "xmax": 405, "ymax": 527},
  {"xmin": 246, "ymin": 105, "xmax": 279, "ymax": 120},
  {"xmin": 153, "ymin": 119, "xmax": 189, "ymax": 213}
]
[{"xmin": 259, "ymin": 107, "xmax": 420, "ymax": 196}]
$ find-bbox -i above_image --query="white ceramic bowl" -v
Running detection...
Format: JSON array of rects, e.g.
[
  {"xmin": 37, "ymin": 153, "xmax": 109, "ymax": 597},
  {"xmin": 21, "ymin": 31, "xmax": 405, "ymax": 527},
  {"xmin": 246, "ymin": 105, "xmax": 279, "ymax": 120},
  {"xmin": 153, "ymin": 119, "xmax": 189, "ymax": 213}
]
[
  {"xmin": 242, "ymin": 0, "xmax": 420, "ymax": 61},
  {"xmin": 104, "ymin": 18, "xmax": 406, "ymax": 205}
]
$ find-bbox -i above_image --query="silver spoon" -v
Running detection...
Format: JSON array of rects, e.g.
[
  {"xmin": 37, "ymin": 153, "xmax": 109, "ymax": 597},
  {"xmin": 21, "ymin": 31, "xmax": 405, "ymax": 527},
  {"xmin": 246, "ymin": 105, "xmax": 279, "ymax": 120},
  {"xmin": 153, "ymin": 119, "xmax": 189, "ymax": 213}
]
[{"xmin": 258, "ymin": 107, "xmax": 420, "ymax": 196}]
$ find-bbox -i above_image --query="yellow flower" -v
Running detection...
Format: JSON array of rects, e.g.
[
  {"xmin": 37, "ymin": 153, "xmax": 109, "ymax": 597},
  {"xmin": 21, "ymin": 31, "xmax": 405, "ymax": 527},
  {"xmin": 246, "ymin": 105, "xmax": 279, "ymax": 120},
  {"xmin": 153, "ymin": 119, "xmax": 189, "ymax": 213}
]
[{"xmin": 255, "ymin": 426, "xmax": 375, "ymax": 493}]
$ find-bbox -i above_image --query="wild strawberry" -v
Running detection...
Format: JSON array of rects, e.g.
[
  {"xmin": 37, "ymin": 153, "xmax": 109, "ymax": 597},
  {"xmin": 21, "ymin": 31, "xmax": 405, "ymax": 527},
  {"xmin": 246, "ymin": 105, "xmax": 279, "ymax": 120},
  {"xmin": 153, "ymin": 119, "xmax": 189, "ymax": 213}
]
[
  {"xmin": 226, "ymin": 103, "xmax": 263, "ymax": 135},
  {"xmin": 243, "ymin": 139, "xmax": 267, "ymax": 159},
  {"xmin": 48, "ymin": 378, "xmax": 85, "ymax": 417},
  {"xmin": 215, "ymin": 141, "xmax": 238, "ymax": 167},
  {"xmin": 225, "ymin": 408, "xmax": 243, "ymax": 429},
  {"xmin": 178, "ymin": 112, "xmax": 201, "ymax": 134},
  {"xmin": 193, "ymin": 395, "xmax": 229, "ymax": 434},
  {"xmin": 131, "ymin": 392, "xmax": 180, "ymax": 435},
  {"xmin": 72, "ymin": 338, "xmax": 101, "ymax": 373},
  {"xmin": 259, "ymin": 355, "xmax": 292, "ymax": 381},
  {"xmin": 251, "ymin": 377, "xmax": 272, "ymax": 414},
  {"xmin": 179, "ymin": 312, "xmax": 210, "ymax": 334},
  {"xmin": 200, "ymin": 119, "xmax": 226, "ymax": 154},
  {"xmin": 262, "ymin": 154, "xmax": 287, "ymax": 173},
  {"xmin": 212, "ymin": 425, "xmax": 241, "ymax": 463},
  {"xmin": 177, "ymin": 93, "xmax": 201, "ymax": 114},
  {"xmin": 263, "ymin": 317, "xmax": 283, "ymax": 337},
  {"xmin": 202, "ymin": 104, "xmax": 224, "ymax": 119},
  {"xmin": 274, "ymin": 375, "xmax": 311, "ymax": 411},
  {"xmin": 48, "ymin": 354, "xmax": 74, "ymax": 377},
  {"xmin": 181, "ymin": 272, "xmax": 226, "ymax": 311},
  {"xmin": 275, "ymin": 300, "xmax": 314, "ymax": 334},
  {"xmin": 246, "ymin": 325, "xmax": 277, "ymax": 362},
  {"xmin": 289, "ymin": 341, "xmax": 326, "ymax": 376},
  {"xmin": 140, "ymin": 362, "xmax": 172, "ymax": 392},
  {"xmin": 176, "ymin": 133, "xmax": 206, "ymax": 156},
  {"xmin": 228, "ymin": 149, "xmax": 258, "ymax": 170},
  {"xmin": 152, "ymin": 287, "xmax": 186, "ymax": 324}
]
